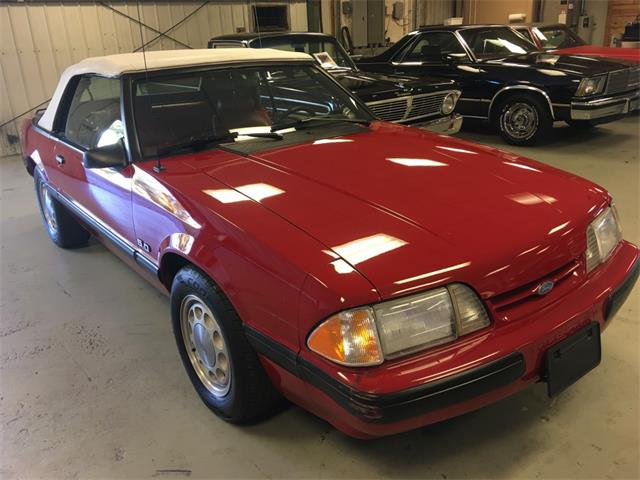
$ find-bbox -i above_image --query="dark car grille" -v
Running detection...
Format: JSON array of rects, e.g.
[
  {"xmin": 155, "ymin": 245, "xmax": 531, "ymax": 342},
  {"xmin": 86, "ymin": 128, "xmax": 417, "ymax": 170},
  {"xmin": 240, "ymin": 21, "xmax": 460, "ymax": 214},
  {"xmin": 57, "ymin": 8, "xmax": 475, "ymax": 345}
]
[
  {"xmin": 367, "ymin": 97, "xmax": 410, "ymax": 121},
  {"xmin": 366, "ymin": 91, "xmax": 451, "ymax": 123},
  {"xmin": 606, "ymin": 67, "xmax": 640, "ymax": 94}
]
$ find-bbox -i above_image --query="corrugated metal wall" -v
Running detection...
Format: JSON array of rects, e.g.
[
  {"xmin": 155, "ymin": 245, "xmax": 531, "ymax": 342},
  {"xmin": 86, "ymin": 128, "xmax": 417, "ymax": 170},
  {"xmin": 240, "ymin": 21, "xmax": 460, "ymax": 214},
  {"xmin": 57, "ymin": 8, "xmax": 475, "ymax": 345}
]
[{"xmin": 0, "ymin": 1, "xmax": 309, "ymax": 157}]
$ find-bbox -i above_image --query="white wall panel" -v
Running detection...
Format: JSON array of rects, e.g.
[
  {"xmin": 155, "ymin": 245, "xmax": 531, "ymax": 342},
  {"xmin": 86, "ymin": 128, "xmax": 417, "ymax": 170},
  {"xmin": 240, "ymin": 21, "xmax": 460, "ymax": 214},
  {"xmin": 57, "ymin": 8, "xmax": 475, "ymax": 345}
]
[{"xmin": 0, "ymin": 1, "xmax": 308, "ymax": 157}]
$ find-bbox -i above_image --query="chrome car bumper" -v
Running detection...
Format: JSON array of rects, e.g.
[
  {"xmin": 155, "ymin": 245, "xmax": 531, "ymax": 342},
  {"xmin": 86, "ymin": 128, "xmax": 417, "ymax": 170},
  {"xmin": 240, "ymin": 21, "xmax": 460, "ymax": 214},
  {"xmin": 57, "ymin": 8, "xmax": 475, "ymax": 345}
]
[
  {"xmin": 571, "ymin": 91, "xmax": 640, "ymax": 120},
  {"xmin": 412, "ymin": 113, "xmax": 463, "ymax": 135}
]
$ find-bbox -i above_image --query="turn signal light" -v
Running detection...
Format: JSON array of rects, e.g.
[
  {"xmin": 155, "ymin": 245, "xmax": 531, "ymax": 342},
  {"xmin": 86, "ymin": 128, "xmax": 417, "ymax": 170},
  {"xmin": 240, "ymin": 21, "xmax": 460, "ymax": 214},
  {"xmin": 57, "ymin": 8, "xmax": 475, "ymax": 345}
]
[{"xmin": 307, "ymin": 308, "xmax": 383, "ymax": 367}]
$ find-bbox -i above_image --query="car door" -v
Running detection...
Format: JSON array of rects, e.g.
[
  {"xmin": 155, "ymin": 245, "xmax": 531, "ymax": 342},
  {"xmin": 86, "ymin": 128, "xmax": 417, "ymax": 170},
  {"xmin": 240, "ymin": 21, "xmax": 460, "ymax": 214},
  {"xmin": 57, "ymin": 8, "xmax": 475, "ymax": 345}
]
[
  {"xmin": 390, "ymin": 31, "xmax": 489, "ymax": 117},
  {"xmin": 53, "ymin": 75, "xmax": 136, "ymax": 245}
]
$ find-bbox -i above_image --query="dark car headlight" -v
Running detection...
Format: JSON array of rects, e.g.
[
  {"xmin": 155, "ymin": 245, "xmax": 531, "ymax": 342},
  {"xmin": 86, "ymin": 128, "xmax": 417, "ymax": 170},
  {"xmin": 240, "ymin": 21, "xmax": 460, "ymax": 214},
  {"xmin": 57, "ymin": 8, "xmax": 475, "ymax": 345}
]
[
  {"xmin": 441, "ymin": 93, "xmax": 458, "ymax": 115},
  {"xmin": 576, "ymin": 75, "xmax": 607, "ymax": 96},
  {"xmin": 307, "ymin": 283, "xmax": 490, "ymax": 366}
]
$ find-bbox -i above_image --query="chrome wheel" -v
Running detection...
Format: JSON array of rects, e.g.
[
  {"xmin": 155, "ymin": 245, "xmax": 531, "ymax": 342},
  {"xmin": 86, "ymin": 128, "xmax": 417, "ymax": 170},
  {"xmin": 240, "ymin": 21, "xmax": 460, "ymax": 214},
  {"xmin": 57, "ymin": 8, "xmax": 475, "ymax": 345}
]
[
  {"xmin": 39, "ymin": 183, "xmax": 57, "ymax": 233},
  {"xmin": 501, "ymin": 102, "xmax": 539, "ymax": 140},
  {"xmin": 180, "ymin": 294, "xmax": 231, "ymax": 397}
]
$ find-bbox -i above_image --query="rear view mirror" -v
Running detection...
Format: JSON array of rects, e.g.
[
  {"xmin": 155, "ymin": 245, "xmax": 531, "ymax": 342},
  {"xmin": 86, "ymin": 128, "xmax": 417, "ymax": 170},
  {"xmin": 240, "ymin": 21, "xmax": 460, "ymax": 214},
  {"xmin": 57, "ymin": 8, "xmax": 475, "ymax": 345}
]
[{"xmin": 83, "ymin": 138, "xmax": 128, "ymax": 169}]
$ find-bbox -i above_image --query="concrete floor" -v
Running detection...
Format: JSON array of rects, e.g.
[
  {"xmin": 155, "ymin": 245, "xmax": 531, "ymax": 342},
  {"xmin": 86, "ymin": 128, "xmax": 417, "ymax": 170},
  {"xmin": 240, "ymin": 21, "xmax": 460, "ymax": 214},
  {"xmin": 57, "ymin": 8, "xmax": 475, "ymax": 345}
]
[{"xmin": 1, "ymin": 117, "xmax": 638, "ymax": 479}]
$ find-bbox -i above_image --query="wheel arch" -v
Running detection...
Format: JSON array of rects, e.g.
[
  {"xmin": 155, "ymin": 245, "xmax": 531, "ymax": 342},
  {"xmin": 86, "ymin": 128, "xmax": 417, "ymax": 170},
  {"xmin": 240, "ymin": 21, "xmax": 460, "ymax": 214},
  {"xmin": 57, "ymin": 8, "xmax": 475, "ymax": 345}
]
[
  {"xmin": 157, "ymin": 244, "xmax": 234, "ymax": 303},
  {"xmin": 158, "ymin": 251, "xmax": 193, "ymax": 291},
  {"xmin": 488, "ymin": 85, "xmax": 555, "ymax": 122}
]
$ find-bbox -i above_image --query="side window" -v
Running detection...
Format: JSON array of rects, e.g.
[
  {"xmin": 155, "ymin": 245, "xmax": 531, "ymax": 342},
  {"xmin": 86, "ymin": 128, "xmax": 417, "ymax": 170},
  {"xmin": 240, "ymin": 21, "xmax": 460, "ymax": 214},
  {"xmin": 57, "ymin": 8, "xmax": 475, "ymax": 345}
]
[
  {"xmin": 517, "ymin": 28, "xmax": 535, "ymax": 44},
  {"xmin": 63, "ymin": 76, "xmax": 123, "ymax": 150},
  {"xmin": 404, "ymin": 32, "xmax": 467, "ymax": 62},
  {"xmin": 538, "ymin": 27, "xmax": 581, "ymax": 49}
]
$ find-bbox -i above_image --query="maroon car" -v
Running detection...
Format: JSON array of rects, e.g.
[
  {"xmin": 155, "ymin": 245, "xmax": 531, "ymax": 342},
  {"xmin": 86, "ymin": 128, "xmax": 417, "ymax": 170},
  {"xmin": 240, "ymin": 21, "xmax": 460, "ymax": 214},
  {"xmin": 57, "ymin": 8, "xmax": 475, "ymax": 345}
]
[
  {"xmin": 21, "ymin": 49, "xmax": 639, "ymax": 438},
  {"xmin": 514, "ymin": 23, "xmax": 640, "ymax": 63}
]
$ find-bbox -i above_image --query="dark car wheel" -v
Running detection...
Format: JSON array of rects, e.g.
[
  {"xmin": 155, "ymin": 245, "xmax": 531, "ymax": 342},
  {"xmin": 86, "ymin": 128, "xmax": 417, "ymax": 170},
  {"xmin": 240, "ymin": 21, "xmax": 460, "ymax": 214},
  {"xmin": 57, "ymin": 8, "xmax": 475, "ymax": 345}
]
[
  {"xmin": 170, "ymin": 265, "xmax": 280, "ymax": 423},
  {"xmin": 34, "ymin": 169, "xmax": 90, "ymax": 248},
  {"xmin": 496, "ymin": 94, "xmax": 552, "ymax": 146}
]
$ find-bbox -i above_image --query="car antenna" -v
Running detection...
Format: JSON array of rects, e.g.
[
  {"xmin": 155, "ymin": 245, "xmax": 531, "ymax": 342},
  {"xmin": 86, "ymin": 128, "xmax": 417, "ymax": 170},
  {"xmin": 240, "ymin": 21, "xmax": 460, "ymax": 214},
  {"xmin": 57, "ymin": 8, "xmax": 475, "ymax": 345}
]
[{"xmin": 136, "ymin": 0, "xmax": 165, "ymax": 173}]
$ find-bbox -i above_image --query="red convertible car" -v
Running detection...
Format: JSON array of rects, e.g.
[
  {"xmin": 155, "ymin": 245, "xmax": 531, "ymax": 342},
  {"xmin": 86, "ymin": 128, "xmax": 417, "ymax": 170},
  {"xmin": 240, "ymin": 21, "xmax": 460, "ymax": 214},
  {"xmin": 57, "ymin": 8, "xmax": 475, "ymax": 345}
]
[{"xmin": 21, "ymin": 49, "xmax": 639, "ymax": 438}]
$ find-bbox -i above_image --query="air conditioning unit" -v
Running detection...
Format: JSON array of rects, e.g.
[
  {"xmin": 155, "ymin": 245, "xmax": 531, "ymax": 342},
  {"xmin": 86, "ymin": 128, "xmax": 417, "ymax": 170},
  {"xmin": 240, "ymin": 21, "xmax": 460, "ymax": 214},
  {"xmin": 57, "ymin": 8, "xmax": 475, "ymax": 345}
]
[
  {"xmin": 444, "ymin": 17, "xmax": 463, "ymax": 26},
  {"xmin": 508, "ymin": 13, "xmax": 527, "ymax": 23},
  {"xmin": 577, "ymin": 15, "xmax": 594, "ymax": 43}
]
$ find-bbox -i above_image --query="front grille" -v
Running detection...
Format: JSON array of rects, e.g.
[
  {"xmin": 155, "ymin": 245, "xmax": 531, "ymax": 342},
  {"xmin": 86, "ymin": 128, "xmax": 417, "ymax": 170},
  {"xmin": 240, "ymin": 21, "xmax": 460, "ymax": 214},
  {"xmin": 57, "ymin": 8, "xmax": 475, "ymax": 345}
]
[
  {"xmin": 488, "ymin": 259, "xmax": 580, "ymax": 313},
  {"xmin": 628, "ymin": 66, "xmax": 640, "ymax": 89},
  {"xmin": 408, "ymin": 93, "xmax": 448, "ymax": 119},
  {"xmin": 367, "ymin": 97, "xmax": 410, "ymax": 122},
  {"xmin": 366, "ymin": 91, "xmax": 451, "ymax": 123},
  {"xmin": 606, "ymin": 67, "xmax": 639, "ymax": 94}
]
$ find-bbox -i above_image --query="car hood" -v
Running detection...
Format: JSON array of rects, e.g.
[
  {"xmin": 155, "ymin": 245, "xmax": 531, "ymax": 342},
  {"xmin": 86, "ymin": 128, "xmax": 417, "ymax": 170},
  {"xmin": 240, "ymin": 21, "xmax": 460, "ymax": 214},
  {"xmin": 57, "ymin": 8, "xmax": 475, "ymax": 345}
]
[
  {"xmin": 481, "ymin": 51, "xmax": 634, "ymax": 75},
  {"xmin": 186, "ymin": 123, "xmax": 608, "ymax": 300},
  {"xmin": 330, "ymin": 68, "xmax": 457, "ymax": 102},
  {"xmin": 551, "ymin": 46, "xmax": 640, "ymax": 63}
]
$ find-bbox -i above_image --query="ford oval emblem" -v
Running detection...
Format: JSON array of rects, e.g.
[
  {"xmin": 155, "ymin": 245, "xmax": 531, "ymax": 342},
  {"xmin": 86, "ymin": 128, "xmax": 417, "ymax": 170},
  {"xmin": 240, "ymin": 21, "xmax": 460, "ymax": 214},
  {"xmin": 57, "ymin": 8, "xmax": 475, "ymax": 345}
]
[{"xmin": 536, "ymin": 280, "xmax": 555, "ymax": 296}]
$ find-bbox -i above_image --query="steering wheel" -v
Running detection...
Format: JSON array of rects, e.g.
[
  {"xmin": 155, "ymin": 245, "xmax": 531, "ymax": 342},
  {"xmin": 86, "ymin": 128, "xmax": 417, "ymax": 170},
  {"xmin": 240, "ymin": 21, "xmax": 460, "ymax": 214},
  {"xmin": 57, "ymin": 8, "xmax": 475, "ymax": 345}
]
[{"xmin": 277, "ymin": 106, "xmax": 315, "ymax": 122}]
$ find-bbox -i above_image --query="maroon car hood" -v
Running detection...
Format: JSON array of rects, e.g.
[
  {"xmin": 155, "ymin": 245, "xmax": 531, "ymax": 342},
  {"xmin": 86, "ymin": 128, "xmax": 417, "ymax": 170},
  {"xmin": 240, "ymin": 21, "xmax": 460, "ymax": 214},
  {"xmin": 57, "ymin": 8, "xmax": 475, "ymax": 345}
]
[
  {"xmin": 552, "ymin": 45, "xmax": 640, "ymax": 63},
  {"xmin": 185, "ymin": 123, "xmax": 608, "ymax": 299}
]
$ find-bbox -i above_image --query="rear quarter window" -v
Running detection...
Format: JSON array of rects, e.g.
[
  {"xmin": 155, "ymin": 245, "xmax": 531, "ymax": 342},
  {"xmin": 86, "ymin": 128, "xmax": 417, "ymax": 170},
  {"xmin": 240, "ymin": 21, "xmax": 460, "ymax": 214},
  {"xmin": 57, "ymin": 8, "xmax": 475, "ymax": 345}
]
[{"xmin": 62, "ymin": 76, "xmax": 124, "ymax": 150}]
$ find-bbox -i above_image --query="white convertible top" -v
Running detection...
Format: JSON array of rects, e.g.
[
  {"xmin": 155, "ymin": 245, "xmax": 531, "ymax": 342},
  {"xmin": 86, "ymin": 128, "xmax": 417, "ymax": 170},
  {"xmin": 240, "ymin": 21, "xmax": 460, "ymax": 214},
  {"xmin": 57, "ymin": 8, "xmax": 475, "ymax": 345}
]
[{"xmin": 38, "ymin": 48, "xmax": 311, "ymax": 131}]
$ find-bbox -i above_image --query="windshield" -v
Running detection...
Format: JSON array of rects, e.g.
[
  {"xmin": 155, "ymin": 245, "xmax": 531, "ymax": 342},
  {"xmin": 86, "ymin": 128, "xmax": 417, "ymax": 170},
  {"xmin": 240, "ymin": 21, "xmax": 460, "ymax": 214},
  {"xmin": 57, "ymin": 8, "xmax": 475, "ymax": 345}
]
[
  {"xmin": 255, "ymin": 36, "xmax": 356, "ymax": 69},
  {"xmin": 535, "ymin": 26, "xmax": 586, "ymax": 49},
  {"xmin": 460, "ymin": 27, "xmax": 537, "ymax": 58},
  {"xmin": 132, "ymin": 64, "xmax": 371, "ymax": 157}
]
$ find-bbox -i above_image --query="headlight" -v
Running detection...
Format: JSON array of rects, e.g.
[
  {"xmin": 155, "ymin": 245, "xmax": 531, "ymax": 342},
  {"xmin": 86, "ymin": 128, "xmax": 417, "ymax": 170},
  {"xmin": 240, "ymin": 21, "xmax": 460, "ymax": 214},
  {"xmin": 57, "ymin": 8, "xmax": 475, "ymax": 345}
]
[
  {"xmin": 585, "ymin": 206, "xmax": 622, "ymax": 273},
  {"xmin": 576, "ymin": 75, "xmax": 607, "ymax": 96},
  {"xmin": 307, "ymin": 283, "xmax": 490, "ymax": 366},
  {"xmin": 441, "ymin": 93, "xmax": 457, "ymax": 114}
]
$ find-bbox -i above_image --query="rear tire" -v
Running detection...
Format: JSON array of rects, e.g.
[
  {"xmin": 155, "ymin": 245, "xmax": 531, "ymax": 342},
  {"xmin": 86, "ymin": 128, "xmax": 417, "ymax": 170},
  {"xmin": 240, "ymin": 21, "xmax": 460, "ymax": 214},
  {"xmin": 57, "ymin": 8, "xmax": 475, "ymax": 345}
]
[
  {"xmin": 495, "ymin": 94, "xmax": 552, "ymax": 146},
  {"xmin": 170, "ymin": 265, "xmax": 281, "ymax": 423},
  {"xmin": 34, "ymin": 170, "xmax": 90, "ymax": 248}
]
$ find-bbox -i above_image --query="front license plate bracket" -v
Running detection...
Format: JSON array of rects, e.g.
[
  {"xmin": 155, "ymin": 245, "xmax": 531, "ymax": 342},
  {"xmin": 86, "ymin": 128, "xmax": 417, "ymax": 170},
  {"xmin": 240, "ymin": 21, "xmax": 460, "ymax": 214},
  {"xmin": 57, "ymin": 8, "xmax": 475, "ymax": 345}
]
[{"xmin": 544, "ymin": 322, "xmax": 601, "ymax": 397}]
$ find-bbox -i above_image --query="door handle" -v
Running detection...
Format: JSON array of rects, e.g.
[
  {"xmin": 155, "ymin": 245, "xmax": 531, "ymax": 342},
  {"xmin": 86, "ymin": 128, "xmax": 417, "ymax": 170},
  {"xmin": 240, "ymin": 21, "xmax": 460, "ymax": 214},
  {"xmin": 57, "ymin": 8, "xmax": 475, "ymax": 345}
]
[{"xmin": 55, "ymin": 154, "xmax": 65, "ymax": 165}]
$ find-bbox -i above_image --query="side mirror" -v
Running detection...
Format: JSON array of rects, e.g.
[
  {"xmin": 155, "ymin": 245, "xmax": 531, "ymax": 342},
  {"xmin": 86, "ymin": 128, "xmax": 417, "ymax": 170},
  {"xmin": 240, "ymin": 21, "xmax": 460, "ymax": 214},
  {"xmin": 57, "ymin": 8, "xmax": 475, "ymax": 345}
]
[
  {"xmin": 83, "ymin": 138, "xmax": 128, "ymax": 169},
  {"xmin": 443, "ymin": 53, "xmax": 459, "ymax": 63}
]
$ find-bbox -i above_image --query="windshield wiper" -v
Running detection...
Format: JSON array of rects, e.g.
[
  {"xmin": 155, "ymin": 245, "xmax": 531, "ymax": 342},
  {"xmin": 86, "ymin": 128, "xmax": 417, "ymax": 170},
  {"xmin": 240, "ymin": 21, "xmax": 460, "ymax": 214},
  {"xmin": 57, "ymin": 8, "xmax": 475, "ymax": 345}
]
[
  {"xmin": 156, "ymin": 131, "xmax": 283, "ymax": 156},
  {"xmin": 270, "ymin": 116, "xmax": 371, "ymax": 133}
]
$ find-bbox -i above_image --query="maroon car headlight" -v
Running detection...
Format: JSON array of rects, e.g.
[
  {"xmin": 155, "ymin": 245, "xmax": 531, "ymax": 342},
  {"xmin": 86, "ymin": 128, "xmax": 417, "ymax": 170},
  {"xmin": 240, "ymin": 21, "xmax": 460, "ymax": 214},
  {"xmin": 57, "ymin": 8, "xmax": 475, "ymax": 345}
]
[
  {"xmin": 307, "ymin": 284, "xmax": 490, "ymax": 366},
  {"xmin": 586, "ymin": 206, "xmax": 623, "ymax": 273}
]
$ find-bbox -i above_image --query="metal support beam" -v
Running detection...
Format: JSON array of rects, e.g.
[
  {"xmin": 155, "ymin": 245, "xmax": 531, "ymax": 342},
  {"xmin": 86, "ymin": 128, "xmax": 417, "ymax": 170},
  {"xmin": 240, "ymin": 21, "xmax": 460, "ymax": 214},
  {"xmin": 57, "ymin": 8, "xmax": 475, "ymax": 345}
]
[
  {"xmin": 134, "ymin": 1, "xmax": 210, "ymax": 52},
  {"xmin": 98, "ymin": 2, "xmax": 193, "ymax": 50}
]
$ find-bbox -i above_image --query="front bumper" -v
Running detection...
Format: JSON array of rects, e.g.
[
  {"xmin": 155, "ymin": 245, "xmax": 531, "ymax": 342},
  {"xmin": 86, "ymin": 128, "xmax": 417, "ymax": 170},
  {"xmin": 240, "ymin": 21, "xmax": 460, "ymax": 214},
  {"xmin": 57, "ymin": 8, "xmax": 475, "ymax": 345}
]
[
  {"xmin": 571, "ymin": 90, "xmax": 640, "ymax": 120},
  {"xmin": 410, "ymin": 113, "xmax": 463, "ymax": 135},
  {"xmin": 252, "ymin": 240, "xmax": 639, "ymax": 438}
]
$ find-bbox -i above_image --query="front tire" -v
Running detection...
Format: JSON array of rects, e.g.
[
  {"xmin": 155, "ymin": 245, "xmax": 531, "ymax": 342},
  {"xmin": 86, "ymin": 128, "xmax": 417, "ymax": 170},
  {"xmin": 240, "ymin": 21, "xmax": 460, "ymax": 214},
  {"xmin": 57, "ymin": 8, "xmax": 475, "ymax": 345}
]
[
  {"xmin": 34, "ymin": 170, "xmax": 90, "ymax": 248},
  {"xmin": 496, "ymin": 94, "xmax": 552, "ymax": 146},
  {"xmin": 170, "ymin": 265, "xmax": 280, "ymax": 423}
]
